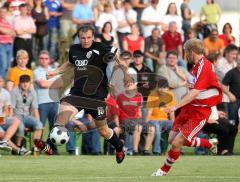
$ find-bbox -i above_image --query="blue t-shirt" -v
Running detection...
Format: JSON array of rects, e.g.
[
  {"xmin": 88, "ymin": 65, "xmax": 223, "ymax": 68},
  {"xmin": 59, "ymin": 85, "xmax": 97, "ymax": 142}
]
[
  {"xmin": 72, "ymin": 3, "xmax": 93, "ymax": 21},
  {"xmin": 44, "ymin": 0, "xmax": 63, "ymax": 29}
]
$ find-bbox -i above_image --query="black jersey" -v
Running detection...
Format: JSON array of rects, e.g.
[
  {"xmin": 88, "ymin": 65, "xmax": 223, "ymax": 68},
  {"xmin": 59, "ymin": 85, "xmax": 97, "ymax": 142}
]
[{"xmin": 68, "ymin": 41, "xmax": 117, "ymax": 99}]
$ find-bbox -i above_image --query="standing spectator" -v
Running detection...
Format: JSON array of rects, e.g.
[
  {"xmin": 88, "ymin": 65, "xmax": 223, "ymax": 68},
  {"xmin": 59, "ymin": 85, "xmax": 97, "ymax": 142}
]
[
  {"xmin": 0, "ymin": 6, "xmax": 16, "ymax": 79},
  {"xmin": 161, "ymin": 2, "xmax": 182, "ymax": 33},
  {"xmin": 122, "ymin": 23, "xmax": 144, "ymax": 54},
  {"xmin": 44, "ymin": 0, "xmax": 63, "ymax": 62},
  {"xmin": 157, "ymin": 51, "xmax": 188, "ymax": 104},
  {"xmin": 34, "ymin": 50, "xmax": 63, "ymax": 133},
  {"xmin": 95, "ymin": 22, "xmax": 115, "ymax": 46},
  {"xmin": 6, "ymin": 50, "xmax": 33, "ymax": 91},
  {"xmin": 131, "ymin": 0, "xmax": 149, "ymax": 23},
  {"xmin": 72, "ymin": 0, "xmax": 94, "ymax": 27},
  {"xmin": 146, "ymin": 79, "xmax": 175, "ymax": 155},
  {"xmin": 140, "ymin": 0, "xmax": 161, "ymax": 37},
  {"xmin": 96, "ymin": 3, "xmax": 118, "ymax": 34},
  {"xmin": 11, "ymin": 75, "xmax": 43, "ymax": 149},
  {"xmin": 203, "ymin": 28, "xmax": 224, "ymax": 57},
  {"xmin": 144, "ymin": 27, "xmax": 164, "ymax": 72},
  {"xmin": 115, "ymin": 0, "xmax": 137, "ymax": 50},
  {"xmin": 31, "ymin": 0, "xmax": 49, "ymax": 60},
  {"xmin": 221, "ymin": 52, "xmax": 240, "ymax": 154},
  {"xmin": 200, "ymin": 0, "xmax": 221, "ymax": 26},
  {"xmin": 13, "ymin": 3, "xmax": 36, "ymax": 68},
  {"xmin": 218, "ymin": 23, "xmax": 236, "ymax": 47},
  {"xmin": 93, "ymin": 0, "xmax": 107, "ymax": 22},
  {"xmin": 162, "ymin": 21, "xmax": 183, "ymax": 59},
  {"xmin": 60, "ymin": 0, "xmax": 77, "ymax": 39},
  {"xmin": 180, "ymin": 0, "xmax": 193, "ymax": 42}
]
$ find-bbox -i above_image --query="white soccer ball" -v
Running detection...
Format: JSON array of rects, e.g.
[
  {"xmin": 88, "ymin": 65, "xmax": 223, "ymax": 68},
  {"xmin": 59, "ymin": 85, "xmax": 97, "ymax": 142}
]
[{"xmin": 49, "ymin": 126, "xmax": 70, "ymax": 145}]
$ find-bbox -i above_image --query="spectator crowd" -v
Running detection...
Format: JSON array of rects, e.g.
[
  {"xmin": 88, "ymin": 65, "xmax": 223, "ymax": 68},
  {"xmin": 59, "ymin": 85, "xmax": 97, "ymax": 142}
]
[{"xmin": 0, "ymin": 0, "xmax": 239, "ymax": 156}]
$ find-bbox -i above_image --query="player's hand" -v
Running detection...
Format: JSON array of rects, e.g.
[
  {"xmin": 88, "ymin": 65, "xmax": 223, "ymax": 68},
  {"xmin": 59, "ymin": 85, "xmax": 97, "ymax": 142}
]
[
  {"xmin": 46, "ymin": 71, "xmax": 57, "ymax": 80},
  {"xmin": 164, "ymin": 106, "xmax": 176, "ymax": 114}
]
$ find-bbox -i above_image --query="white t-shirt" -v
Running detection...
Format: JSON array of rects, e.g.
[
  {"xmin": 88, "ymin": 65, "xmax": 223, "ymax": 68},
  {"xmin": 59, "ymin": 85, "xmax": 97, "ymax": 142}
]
[
  {"xmin": 0, "ymin": 88, "xmax": 11, "ymax": 115},
  {"xmin": 96, "ymin": 12, "xmax": 118, "ymax": 33},
  {"xmin": 161, "ymin": 14, "xmax": 182, "ymax": 33},
  {"xmin": 141, "ymin": 6, "xmax": 162, "ymax": 37},
  {"xmin": 115, "ymin": 8, "xmax": 137, "ymax": 33}
]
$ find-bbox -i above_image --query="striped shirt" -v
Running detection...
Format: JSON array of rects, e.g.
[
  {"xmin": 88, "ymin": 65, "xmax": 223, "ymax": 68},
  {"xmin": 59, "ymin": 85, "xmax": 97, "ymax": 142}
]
[{"xmin": 0, "ymin": 18, "xmax": 14, "ymax": 44}]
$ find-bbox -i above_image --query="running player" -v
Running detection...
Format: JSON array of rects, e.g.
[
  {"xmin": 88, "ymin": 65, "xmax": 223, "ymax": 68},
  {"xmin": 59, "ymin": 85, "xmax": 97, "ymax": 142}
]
[
  {"xmin": 33, "ymin": 25, "xmax": 125, "ymax": 163},
  {"xmin": 152, "ymin": 38, "xmax": 223, "ymax": 176}
]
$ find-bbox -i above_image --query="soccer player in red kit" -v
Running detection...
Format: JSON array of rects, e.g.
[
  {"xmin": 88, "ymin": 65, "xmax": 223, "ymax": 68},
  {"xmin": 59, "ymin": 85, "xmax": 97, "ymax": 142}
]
[{"xmin": 152, "ymin": 38, "xmax": 223, "ymax": 176}]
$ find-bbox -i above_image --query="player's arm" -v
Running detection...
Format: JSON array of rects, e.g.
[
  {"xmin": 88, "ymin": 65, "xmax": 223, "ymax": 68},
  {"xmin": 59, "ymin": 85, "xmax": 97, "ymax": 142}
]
[
  {"xmin": 167, "ymin": 89, "xmax": 201, "ymax": 113},
  {"xmin": 46, "ymin": 62, "xmax": 73, "ymax": 80}
]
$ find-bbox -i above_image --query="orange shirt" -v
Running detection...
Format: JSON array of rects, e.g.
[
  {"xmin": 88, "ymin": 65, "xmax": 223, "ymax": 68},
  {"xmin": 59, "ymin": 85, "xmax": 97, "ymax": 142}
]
[
  {"xmin": 147, "ymin": 90, "xmax": 176, "ymax": 121},
  {"xmin": 7, "ymin": 66, "xmax": 33, "ymax": 87},
  {"xmin": 203, "ymin": 37, "xmax": 224, "ymax": 55}
]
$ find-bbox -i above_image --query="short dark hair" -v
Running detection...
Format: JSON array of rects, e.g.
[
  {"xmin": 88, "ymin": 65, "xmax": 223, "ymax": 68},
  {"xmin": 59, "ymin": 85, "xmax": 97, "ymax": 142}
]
[
  {"xmin": 19, "ymin": 75, "xmax": 31, "ymax": 83},
  {"xmin": 120, "ymin": 51, "xmax": 132, "ymax": 59},
  {"xmin": 224, "ymin": 44, "xmax": 238, "ymax": 56},
  {"xmin": 77, "ymin": 24, "xmax": 95, "ymax": 36},
  {"xmin": 157, "ymin": 78, "xmax": 169, "ymax": 88},
  {"xmin": 166, "ymin": 50, "xmax": 178, "ymax": 58},
  {"xmin": 19, "ymin": 3, "xmax": 27, "ymax": 8}
]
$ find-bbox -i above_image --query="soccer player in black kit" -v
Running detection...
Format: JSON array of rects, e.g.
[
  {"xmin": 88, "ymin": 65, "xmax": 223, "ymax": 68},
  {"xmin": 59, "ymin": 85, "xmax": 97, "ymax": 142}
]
[{"xmin": 34, "ymin": 25, "xmax": 125, "ymax": 163}]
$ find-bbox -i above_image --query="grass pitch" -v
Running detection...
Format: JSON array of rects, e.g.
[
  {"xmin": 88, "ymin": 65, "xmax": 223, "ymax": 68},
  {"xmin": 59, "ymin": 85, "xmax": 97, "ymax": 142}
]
[{"xmin": 1, "ymin": 155, "xmax": 240, "ymax": 182}]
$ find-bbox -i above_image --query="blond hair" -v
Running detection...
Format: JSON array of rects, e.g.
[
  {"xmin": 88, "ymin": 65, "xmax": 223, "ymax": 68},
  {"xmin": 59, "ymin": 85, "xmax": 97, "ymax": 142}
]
[
  {"xmin": 184, "ymin": 38, "xmax": 204, "ymax": 55},
  {"xmin": 16, "ymin": 49, "xmax": 29, "ymax": 60}
]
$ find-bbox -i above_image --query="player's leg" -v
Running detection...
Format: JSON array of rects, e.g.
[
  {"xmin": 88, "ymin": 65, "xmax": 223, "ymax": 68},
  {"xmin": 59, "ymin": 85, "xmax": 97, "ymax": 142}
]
[{"xmin": 94, "ymin": 119, "xmax": 125, "ymax": 164}]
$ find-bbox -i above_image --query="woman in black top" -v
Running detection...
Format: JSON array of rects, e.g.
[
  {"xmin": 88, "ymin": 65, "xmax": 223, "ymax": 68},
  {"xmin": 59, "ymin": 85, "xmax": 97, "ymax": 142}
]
[
  {"xmin": 95, "ymin": 21, "xmax": 114, "ymax": 46},
  {"xmin": 31, "ymin": 0, "xmax": 49, "ymax": 60}
]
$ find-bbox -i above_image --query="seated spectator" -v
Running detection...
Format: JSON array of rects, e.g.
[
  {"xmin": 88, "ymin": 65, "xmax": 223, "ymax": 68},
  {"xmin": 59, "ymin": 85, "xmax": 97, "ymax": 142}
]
[
  {"xmin": 0, "ymin": 76, "xmax": 31, "ymax": 155},
  {"xmin": 203, "ymin": 28, "xmax": 224, "ymax": 57},
  {"xmin": 144, "ymin": 27, "xmax": 164, "ymax": 72},
  {"xmin": 0, "ymin": 6, "xmax": 16, "ymax": 79},
  {"xmin": 218, "ymin": 23, "xmax": 236, "ymax": 47},
  {"xmin": 34, "ymin": 50, "xmax": 63, "ymax": 134},
  {"xmin": 146, "ymin": 78, "xmax": 175, "ymax": 155},
  {"xmin": 117, "ymin": 77, "xmax": 154, "ymax": 155},
  {"xmin": 157, "ymin": 51, "xmax": 188, "ymax": 103},
  {"xmin": 11, "ymin": 75, "xmax": 43, "ymax": 150},
  {"xmin": 95, "ymin": 21, "xmax": 115, "ymax": 47},
  {"xmin": 6, "ymin": 49, "xmax": 33, "ymax": 91},
  {"xmin": 203, "ymin": 106, "xmax": 237, "ymax": 155},
  {"xmin": 162, "ymin": 21, "xmax": 183, "ymax": 63},
  {"xmin": 109, "ymin": 51, "xmax": 137, "ymax": 97},
  {"xmin": 122, "ymin": 23, "xmax": 144, "ymax": 54}
]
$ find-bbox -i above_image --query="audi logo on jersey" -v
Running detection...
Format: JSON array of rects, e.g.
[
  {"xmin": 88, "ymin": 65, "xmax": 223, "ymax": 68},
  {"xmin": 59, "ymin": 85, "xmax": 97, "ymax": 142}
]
[{"xmin": 75, "ymin": 59, "xmax": 88, "ymax": 67}]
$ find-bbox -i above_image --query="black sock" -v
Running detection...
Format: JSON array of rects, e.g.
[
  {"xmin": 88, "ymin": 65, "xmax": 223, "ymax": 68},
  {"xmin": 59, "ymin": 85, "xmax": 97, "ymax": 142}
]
[
  {"xmin": 47, "ymin": 138, "xmax": 58, "ymax": 153},
  {"xmin": 106, "ymin": 132, "xmax": 123, "ymax": 152}
]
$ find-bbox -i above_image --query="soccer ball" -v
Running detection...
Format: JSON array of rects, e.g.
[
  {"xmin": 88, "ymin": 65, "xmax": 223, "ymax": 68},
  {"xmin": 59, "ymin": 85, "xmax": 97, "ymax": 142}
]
[{"xmin": 49, "ymin": 126, "xmax": 70, "ymax": 145}]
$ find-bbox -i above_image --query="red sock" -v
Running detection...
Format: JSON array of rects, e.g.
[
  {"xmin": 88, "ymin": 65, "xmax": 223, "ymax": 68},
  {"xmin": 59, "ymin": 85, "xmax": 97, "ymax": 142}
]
[
  {"xmin": 184, "ymin": 137, "xmax": 212, "ymax": 149},
  {"xmin": 161, "ymin": 149, "xmax": 180, "ymax": 173}
]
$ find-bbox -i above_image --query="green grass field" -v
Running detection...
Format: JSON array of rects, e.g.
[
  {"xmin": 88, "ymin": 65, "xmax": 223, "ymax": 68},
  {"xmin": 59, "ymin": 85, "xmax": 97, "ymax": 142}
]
[{"xmin": 1, "ymin": 155, "xmax": 240, "ymax": 182}]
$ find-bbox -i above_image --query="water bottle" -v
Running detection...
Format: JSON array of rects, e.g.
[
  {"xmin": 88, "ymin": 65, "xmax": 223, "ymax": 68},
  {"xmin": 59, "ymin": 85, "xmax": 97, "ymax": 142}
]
[{"xmin": 75, "ymin": 147, "xmax": 80, "ymax": 156}]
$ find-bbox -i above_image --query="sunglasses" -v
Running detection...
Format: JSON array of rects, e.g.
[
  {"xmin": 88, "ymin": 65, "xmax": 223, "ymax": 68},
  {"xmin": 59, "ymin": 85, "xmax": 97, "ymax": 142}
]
[{"xmin": 23, "ymin": 95, "xmax": 27, "ymax": 104}]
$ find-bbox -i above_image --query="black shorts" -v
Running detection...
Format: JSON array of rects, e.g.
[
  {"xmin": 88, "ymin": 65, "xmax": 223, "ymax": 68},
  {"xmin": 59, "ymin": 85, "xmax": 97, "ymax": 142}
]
[{"xmin": 60, "ymin": 95, "xmax": 106, "ymax": 120}]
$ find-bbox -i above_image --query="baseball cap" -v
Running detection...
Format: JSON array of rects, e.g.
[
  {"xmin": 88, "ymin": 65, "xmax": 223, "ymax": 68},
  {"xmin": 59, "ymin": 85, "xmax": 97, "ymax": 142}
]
[{"xmin": 133, "ymin": 50, "xmax": 144, "ymax": 57}]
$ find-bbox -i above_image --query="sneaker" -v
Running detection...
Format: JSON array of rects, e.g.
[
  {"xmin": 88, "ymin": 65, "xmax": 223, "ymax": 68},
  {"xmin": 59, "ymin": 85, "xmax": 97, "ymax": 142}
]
[
  {"xmin": 151, "ymin": 169, "xmax": 167, "ymax": 177},
  {"xmin": 0, "ymin": 141, "xmax": 12, "ymax": 152},
  {"xmin": 209, "ymin": 138, "xmax": 218, "ymax": 155},
  {"xmin": 142, "ymin": 150, "xmax": 151, "ymax": 156},
  {"xmin": 18, "ymin": 147, "xmax": 32, "ymax": 156},
  {"xmin": 116, "ymin": 141, "xmax": 125, "ymax": 164},
  {"xmin": 34, "ymin": 139, "xmax": 53, "ymax": 155}
]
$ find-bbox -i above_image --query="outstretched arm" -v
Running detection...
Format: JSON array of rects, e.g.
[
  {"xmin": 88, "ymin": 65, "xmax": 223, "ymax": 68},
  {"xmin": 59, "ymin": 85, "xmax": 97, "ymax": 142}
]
[{"xmin": 46, "ymin": 62, "xmax": 74, "ymax": 80}]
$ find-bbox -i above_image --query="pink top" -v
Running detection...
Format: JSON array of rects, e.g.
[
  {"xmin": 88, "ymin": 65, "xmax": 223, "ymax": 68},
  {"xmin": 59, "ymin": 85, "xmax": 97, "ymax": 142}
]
[
  {"xmin": 13, "ymin": 15, "xmax": 36, "ymax": 39},
  {"xmin": 0, "ymin": 18, "xmax": 14, "ymax": 44},
  {"xmin": 123, "ymin": 36, "xmax": 144, "ymax": 53}
]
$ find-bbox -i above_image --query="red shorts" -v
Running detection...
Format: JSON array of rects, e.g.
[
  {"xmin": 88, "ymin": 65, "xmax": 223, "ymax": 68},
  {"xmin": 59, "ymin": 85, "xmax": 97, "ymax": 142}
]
[{"xmin": 172, "ymin": 104, "xmax": 211, "ymax": 142}]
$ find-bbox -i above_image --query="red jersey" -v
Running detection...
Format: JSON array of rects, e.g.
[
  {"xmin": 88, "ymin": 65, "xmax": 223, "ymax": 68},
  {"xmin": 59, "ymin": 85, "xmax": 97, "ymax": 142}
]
[
  {"xmin": 105, "ymin": 95, "xmax": 119, "ymax": 121},
  {"xmin": 116, "ymin": 92, "xmax": 142, "ymax": 121},
  {"xmin": 162, "ymin": 31, "xmax": 182, "ymax": 52},
  {"xmin": 188, "ymin": 57, "xmax": 222, "ymax": 107}
]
